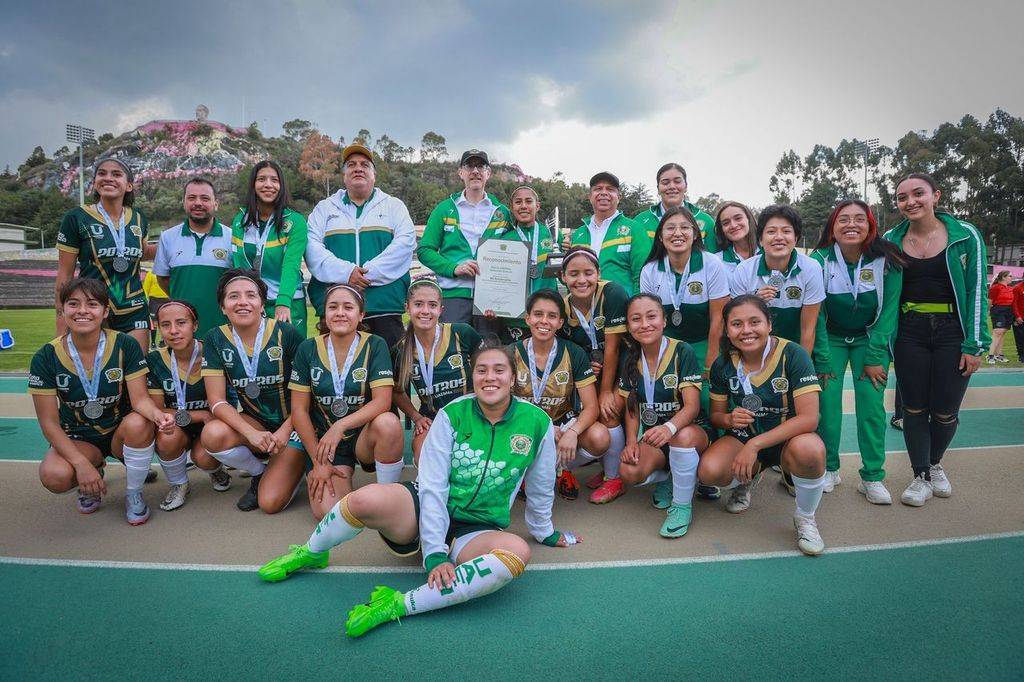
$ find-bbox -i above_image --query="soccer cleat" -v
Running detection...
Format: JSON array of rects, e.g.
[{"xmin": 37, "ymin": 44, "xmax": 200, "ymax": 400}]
[
  {"xmin": 779, "ymin": 470, "xmax": 796, "ymax": 497},
  {"xmin": 823, "ymin": 470, "xmax": 841, "ymax": 493},
  {"xmin": 588, "ymin": 476, "xmax": 625, "ymax": 504},
  {"xmin": 996, "ymin": 355, "xmax": 1009, "ymax": 363},
  {"xmin": 889, "ymin": 416, "xmax": 903, "ymax": 431},
  {"xmin": 652, "ymin": 479, "xmax": 672, "ymax": 509},
  {"xmin": 584, "ymin": 470, "xmax": 605, "ymax": 490},
  {"xmin": 125, "ymin": 490, "xmax": 150, "ymax": 526},
  {"xmin": 258, "ymin": 544, "xmax": 330, "ymax": 582},
  {"xmin": 793, "ymin": 513, "xmax": 825, "ymax": 556},
  {"xmin": 986, "ymin": 355, "xmax": 996, "ymax": 364},
  {"xmin": 345, "ymin": 585, "xmax": 407, "ymax": 638},
  {"xmin": 236, "ymin": 473, "xmax": 262, "ymax": 511},
  {"xmin": 76, "ymin": 491, "xmax": 101, "ymax": 514},
  {"xmin": 726, "ymin": 472, "xmax": 761, "ymax": 514},
  {"xmin": 929, "ymin": 464, "xmax": 952, "ymax": 498},
  {"xmin": 209, "ymin": 467, "xmax": 232, "ymax": 492},
  {"xmin": 159, "ymin": 483, "xmax": 190, "ymax": 511},
  {"xmin": 900, "ymin": 474, "xmax": 933, "ymax": 507},
  {"xmin": 695, "ymin": 484, "xmax": 721, "ymax": 500},
  {"xmin": 858, "ymin": 480, "xmax": 893, "ymax": 505},
  {"xmin": 660, "ymin": 503, "xmax": 692, "ymax": 538},
  {"xmin": 556, "ymin": 470, "xmax": 580, "ymax": 501}
]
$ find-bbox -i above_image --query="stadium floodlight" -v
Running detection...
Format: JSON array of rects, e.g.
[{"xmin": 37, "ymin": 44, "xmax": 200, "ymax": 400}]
[
  {"xmin": 66, "ymin": 124, "xmax": 96, "ymax": 206},
  {"xmin": 853, "ymin": 138, "xmax": 880, "ymax": 201}
]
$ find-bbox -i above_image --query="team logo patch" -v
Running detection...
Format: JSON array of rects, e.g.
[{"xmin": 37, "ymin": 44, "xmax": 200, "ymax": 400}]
[
  {"xmin": 541, "ymin": 239, "xmax": 552, "ymax": 249},
  {"xmin": 163, "ymin": 379, "xmax": 174, "ymax": 392},
  {"xmin": 785, "ymin": 286, "xmax": 803, "ymax": 300},
  {"xmin": 508, "ymin": 327, "xmax": 524, "ymax": 340},
  {"xmin": 283, "ymin": 219, "xmax": 293, "ymax": 232},
  {"xmin": 517, "ymin": 371, "xmax": 529, "ymax": 385},
  {"xmin": 104, "ymin": 368, "xmax": 123, "ymax": 382},
  {"xmin": 617, "ymin": 225, "xmax": 630, "ymax": 236},
  {"xmin": 310, "ymin": 367, "xmax": 323, "ymax": 382},
  {"xmin": 213, "ymin": 248, "xmax": 228, "ymax": 260},
  {"xmin": 448, "ymin": 354, "xmax": 464, "ymax": 369},
  {"xmin": 352, "ymin": 368, "xmax": 368, "ymax": 382},
  {"xmin": 57, "ymin": 374, "xmax": 72, "ymax": 389},
  {"xmin": 593, "ymin": 315, "xmax": 606, "ymax": 330},
  {"xmin": 859, "ymin": 269, "xmax": 874, "ymax": 283},
  {"xmin": 729, "ymin": 376, "xmax": 741, "ymax": 392},
  {"xmin": 89, "ymin": 223, "xmax": 105, "ymax": 238},
  {"xmin": 959, "ymin": 253, "xmax": 967, "ymax": 269},
  {"xmin": 266, "ymin": 346, "xmax": 282, "ymax": 361},
  {"xmin": 130, "ymin": 225, "xmax": 142, "ymax": 238},
  {"xmin": 771, "ymin": 377, "xmax": 789, "ymax": 393},
  {"xmin": 510, "ymin": 434, "xmax": 532, "ymax": 455},
  {"xmin": 221, "ymin": 349, "xmax": 234, "ymax": 363},
  {"xmin": 662, "ymin": 374, "xmax": 678, "ymax": 388},
  {"xmin": 553, "ymin": 370, "xmax": 570, "ymax": 386},
  {"xmin": 687, "ymin": 281, "xmax": 703, "ymax": 296}
]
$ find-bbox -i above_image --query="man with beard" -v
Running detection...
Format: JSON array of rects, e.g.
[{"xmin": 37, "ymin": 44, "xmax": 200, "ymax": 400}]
[{"xmin": 153, "ymin": 177, "xmax": 233, "ymax": 337}]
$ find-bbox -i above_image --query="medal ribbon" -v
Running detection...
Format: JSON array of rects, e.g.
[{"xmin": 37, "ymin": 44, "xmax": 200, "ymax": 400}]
[
  {"xmin": 526, "ymin": 338, "xmax": 558, "ymax": 403},
  {"xmin": 249, "ymin": 215, "xmax": 275, "ymax": 272},
  {"xmin": 67, "ymin": 333, "xmax": 107, "ymax": 403},
  {"xmin": 231, "ymin": 318, "xmax": 267, "ymax": 390},
  {"xmin": 833, "ymin": 243, "xmax": 864, "ymax": 308},
  {"xmin": 414, "ymin": 326, "xmax": 442, "ymax": 397},
  {"xmin": 512, "ymin": 221, "xmax": 541, "ymax": 273},
  {"xmin": 735, "ymin": 338, "xmax": 773, "ymax": 395},
  {"xmin": 571, "ymin": 296, "xmax": 599, "ymax": 352},
  {"xmin": 664, "ymin": 256, "xmax": 692, "ymax": 316},
  {"xmin": 95, "ymin": 203, "xmax": 127, "ymax": 261},
  {"xmin": 640, "ymin": 337, "xmax": 668, "ymax": 410},
  {"xmin": 326, "ymin": 335, "xmax": 360, "ymax": 405},
  {"xmin": 169, "ymin": 342, "xmax": 200, "ymax": 411}
]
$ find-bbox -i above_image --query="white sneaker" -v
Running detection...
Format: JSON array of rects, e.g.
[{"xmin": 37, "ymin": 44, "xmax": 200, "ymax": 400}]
[
  {"xmin": 794, "ymin": 513, "xmax": 825, "ymax": 556},
  {"xmin": 159, "ymin": 482, "xmax": 190, "ymax": 511},
  {"xmin": 985, "ymin": 355, "xmax": 996, "ymax": 364},
  {"xmin": 823, "ymin": 470, "xmax": 841, "ymax": 493},
  {"xmin": 900, "ymin": 475, "xmax": 933, "ymax": 507},
  {"xmin": 929, "ymin": 464, "xmax": 952, "ymax": 498},
  {"xmin": 857, "ymin": 480, "xmax": 892, "ymax": 505},
  {"xmin": 726, "ymin": 473, "xmax": 761, "ymax": 514}
]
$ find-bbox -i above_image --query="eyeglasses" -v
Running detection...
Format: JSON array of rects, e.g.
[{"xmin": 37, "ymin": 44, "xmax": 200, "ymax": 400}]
[
  {"xmin": 461, "ymin": 163, "xmax": 489, "ymax": 171},
  {"xmin": 836, "ymin": 216, "xmax": 868, "ymax": 226}
]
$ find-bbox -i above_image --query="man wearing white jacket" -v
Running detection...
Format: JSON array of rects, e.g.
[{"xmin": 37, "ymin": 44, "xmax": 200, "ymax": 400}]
[{"xmin": 306, "ymin": 144, "xmax": 415, "ymax": 348}]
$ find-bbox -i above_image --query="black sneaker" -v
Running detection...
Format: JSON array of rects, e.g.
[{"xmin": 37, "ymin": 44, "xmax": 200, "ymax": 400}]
[
  {"xmin": 695, "ymin": 483, "xmax": 721, "ymax": 500},
  {"xmin": 779, "ymin": 470, "xmax": 796, "ymax": 497},
  {"xmin": 236, "ymin": 473, "xmax": 262, "ymax": 511},
  {"xmin": 889, "ymin": 416, "xmax": 903, "ymax": 431},
  {"xmin": 145, "ymin": 470, "xmax": 158, "ymax": 484}
]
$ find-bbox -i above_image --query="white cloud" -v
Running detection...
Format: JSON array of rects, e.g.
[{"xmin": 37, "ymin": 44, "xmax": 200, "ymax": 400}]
[{"xmin": 112, "ymin": 96, "xmax": 176, "ymax": 134}]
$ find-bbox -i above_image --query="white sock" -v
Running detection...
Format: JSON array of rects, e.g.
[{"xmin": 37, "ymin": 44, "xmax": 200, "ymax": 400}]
[
  {"xmin": 566, "ymin": 448, "xmax": 600, "ymax": 471},
  {"xmin": 208, "ymin": 446, "xmax": 266, "ymax": 476},
  {"xmin": 639, "ymin": 469, "xmax": 670, "ymax": 487},
  {"xmin": 159, "ymin": 452, "xmax": 189, "ymax": 486},
  {"xmin": 375, "ymin": 460, "xmax": 405, "ymax": 485},
  {"xmin": 668, "ymin": 446, "xmax": 699, "ymax": 506},
  {"xmin": 792, "ymin": 473, "xmax": 827, "ymax": 516},
  {"xmin": 307, "ymin": 497, "xmax": 364, "ymax": 553},
  {"xmin": 403, "ymin": 550, "xmax": 525, "ymax": 615},
  {"xmin": 122, "ymin": 441, "xmax": 155, "ymax": 492},
  {"xmin": 603, "ymin": 426, "xmax": 625, "ymax": 479}
]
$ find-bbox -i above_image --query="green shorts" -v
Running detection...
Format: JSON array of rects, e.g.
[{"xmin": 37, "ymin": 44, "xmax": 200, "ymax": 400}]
[
  {"xmin": 297, "ymin": 429, "xmax": 372, "ymax": 472},
  {"xmin": 729, "ymin": 429, "xmax": 786, "ymax": 468},
  {"xmin": 68, "ymin": 431, "xmax": 116, "ymax": 459},
  {"xmin": 106, "ymin": 306, "xmax": 151, "ymax": 334},
  {"xmin": 381, "ymin": 481, "xmax": 501, "ymax": 559}
]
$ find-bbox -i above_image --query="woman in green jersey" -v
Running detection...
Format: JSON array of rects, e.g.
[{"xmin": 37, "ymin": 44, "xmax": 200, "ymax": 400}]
[
  {"xmin": 714, "ymin": 201, "xmax": 760, "ymax": 277},
  {"xmin": 200, "ymin": 269, "xmax": 305, "ymax": 513},
  {"xmin": 811, "ymin": 200, "xmax": 904, "ymax": 504},
  {"xmin": 511, "ymin": 290, "xmax": 608, "ymax": 500},
  {"xmin": 616, "ymin": 294, "xmax": 714, "ymax": 538},
  {"xmin": 633, "ymin": 163, "xmax": 718, "ymax": 252},
  {"xmin": 393, "ymin": 279, "xmax": 481, "ymax": 463},
  {"xmin": 290, "ymin": 284, "xmax": 405, "ymax": 520},
  {"xmin": 147, "ymin": 300, "xmax": 233, "ymax": 512},
  {"xmin": 56, "ymin": 158, "xmax": 156, "ymax": 350},
  {"xmin": 231, "ymin": 161, "xmax": 309, "ymax": 336},
  {"xmin": 259, "ymin": 342, "xmax": 579, "ymax": 638},
  {"xmin": 31, "ymin": 278, "xmax": 174, "ymax": 525},
  {"xmin": 700, "ymin": 295, "xmax": 828, "ymax": 556}
]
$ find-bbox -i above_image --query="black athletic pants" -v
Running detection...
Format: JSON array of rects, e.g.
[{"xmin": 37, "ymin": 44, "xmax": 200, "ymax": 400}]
[{"xmin": 1013, "ymin": 320, "xmax": 1024, "ymax": 362}]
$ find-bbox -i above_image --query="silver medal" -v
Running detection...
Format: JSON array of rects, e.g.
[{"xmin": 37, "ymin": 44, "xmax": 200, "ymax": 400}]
[
  {"xmin": 112, "ymin": 256, "xmax": 130, "ymax": 273},
  {"xmin": 641, "ymin": 407, "xmax": 659, "ymax": 426},
  {"xmin": 741, "ymin": 394, "xmax": 762, "ymax": 413},
  {"xmin": 244, "ymin": 383, "xmax": 261, "ymax": 399},
  {"xmin": 330, "ymin": 399, "xmax": 349, "ymax": 417},
  {"xmin": 767, "ymin": 273, "xmax": 785, "ymax": 289},
  {"xmin": 174, "ymin": 409, "xmax": 192, "ymax": 427},
  {"xmin": 670, "ymin": 309, "xmax": 683, "ymax": 326},
  {"xmin": 83, "ymin": 400, "xmax": 103, "ymax": 419}
]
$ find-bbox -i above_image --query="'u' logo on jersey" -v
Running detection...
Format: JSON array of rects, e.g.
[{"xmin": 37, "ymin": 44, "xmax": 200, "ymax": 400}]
[
  {"xmin": 57, "ymin": 374, "xmax": 71, "ymax": 389},
  {"xmin": 310, "ymin": 367, "xmax": 323, "ymax": 382},
  {"xmin": 221, "ymin": 349, "xmax": 234, "ymax": 363}
]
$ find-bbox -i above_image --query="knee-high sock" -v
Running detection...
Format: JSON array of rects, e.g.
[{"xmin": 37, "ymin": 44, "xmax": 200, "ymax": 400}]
[
  {"xmin": 928, "ymin": 415, "xmax": 959, "ymax": 465},
  {"xmin": 375, "ymin": 460, "xmax": 404, "ymax": 485},
  {"xmin": 566, "ymin": 448, "xmax": 600, "ymax": 471},
  {"xmin": 639, "ymin": 469, "xmax": 670, "ymax": 487},
  {"xmin": 159, "ymin": 452, "xmax": 189, "ymax": 486},
  {"xmin": 122, "ymin": 441, "xmax": 155, "ymax": 492},
  {"xmin": 668, "ymin": 446, "xmax": 699, "ymax": 506},
  {"xmin": 603, "ymin": 426, "xmax": 625, "ymax": 479},
  {"xmin": 792, "ymin": 473, "xmax": 827, "ymax": 516},
  {"xmin": 403, "ymin": 550, "xmax": 525, "ymax": 616},
  {"xmin": 308, "ymin": 496, "xmax": 364, "ymax": 553},
  {"xmin": 208, "ymin": 446, "xmax": 266, "ymax": 476}
]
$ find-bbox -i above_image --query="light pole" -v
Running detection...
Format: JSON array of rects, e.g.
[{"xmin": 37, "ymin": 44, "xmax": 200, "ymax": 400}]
[
  {"xmin": 65, "ymin": 124, "xmax": 96, "ymax": 206},
  {"xmin": 853, "ymin": 138, "xmax": 880, "ymax": 202}
]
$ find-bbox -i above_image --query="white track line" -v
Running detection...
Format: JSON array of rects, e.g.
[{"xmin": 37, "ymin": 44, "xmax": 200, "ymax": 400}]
[{"xmin": 1, "ymin": 530, "xmax": 1021, "ymax": 575}]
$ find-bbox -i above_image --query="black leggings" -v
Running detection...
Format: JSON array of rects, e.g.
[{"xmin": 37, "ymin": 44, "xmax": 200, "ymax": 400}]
[{"xmin": 892, "ymin": 311, "xmax": 972, "ymax": 479}]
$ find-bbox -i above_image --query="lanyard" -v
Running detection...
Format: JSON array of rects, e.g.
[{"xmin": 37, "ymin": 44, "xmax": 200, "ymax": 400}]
[
  {"xmin": 664, "ymin": 256, "xmax": 692, "ymax": 312},
  {"xmin": 512, "ymin": 222, "xmax": 541, "ymax": 266},
  {"xmin": 231, "ymin": 318, "xmax": 267, "ymax": 384},
  {"xmin": 95, "ymin": 204, "xmax": 126, "ymax": 258},
  {"xmin": 833, "ymin": 244, "xmax": 864, "ymax": 305},
  {"xmin": 250, "ymin": 215, "xmax": 275, "ymax": 271},
  {"xmin": 67, "ymin": 333, "xmax": 107, "ymax": 401},
  {"xmin": 169, "ymin": 342, "xmax": 200, "ymax": 411},
  {"xmin": 526, "ymin": 338, "xmax": 558, "ymax": 403},
  {"xmin": 326, "ymin": 335, "xmax": 360, "ymax": 400},
  {"xmin": 571, "ymin": 297, "xmax": 598, "ymax": 350},
  {"xmin": 640, "ymin": 337, "xmax": 668, "ymax": 405},
  {"xmin": 414, "ymin": 326, "xmax": 443, "ymax": 396},
  {"xmin": 736, "ymin": 338, "xmax": 773, "ymax": 395}
]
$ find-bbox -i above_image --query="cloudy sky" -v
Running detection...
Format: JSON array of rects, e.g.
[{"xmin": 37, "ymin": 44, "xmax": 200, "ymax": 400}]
[{"xmin": 1, "ymin": 0, "xmax": 1021, "ymax": 204}]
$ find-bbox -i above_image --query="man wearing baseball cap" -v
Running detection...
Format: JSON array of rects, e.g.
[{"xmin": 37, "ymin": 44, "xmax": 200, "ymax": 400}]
[
  {"xmin": 305, "ymin": 143, "xmax": 416, "ymax": 348},
  {"xmin": 416, "ymin": 149, "xmax": 510, "ymax": 327},
  {"xmin": 569, "ymin": 171, "xmax": 651, "ymax": 294}
]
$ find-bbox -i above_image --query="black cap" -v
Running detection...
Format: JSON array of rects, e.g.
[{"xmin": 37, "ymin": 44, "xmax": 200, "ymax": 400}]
[
  {"xmin": 589, "ymin": 171, "xmax": 620, "ymax": 189},
  {"xmin": 460, "ymin": 149, "xmax": 489, "ymax": 166}
]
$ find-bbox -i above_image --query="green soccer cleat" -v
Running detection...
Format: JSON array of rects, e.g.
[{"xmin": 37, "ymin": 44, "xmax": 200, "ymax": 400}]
[
  {"xmin": 258, "ymin": 544, "xmax": 329, "ymax": 582},
  {"xmin": 345, "ymin": 585, "xmax": 407, "ymax": 638},
  {"xmin": 652, "ymin": 479, "xmax": 672, "ymax": 509},
  {"xmin": 659, "ymin": 502, "xmax": 692, "ymax": 538}
]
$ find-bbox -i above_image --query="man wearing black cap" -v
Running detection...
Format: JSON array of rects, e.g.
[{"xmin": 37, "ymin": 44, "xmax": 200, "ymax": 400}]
[
  {"xmin": 569, "ymin": 172, "xmax": 651, "ymax": 294},
  {"xmin": 416, "ymin": 149, "xmax": 510, "ymax": 326}
]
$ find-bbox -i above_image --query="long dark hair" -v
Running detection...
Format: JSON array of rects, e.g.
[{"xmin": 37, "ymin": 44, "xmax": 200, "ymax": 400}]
[
  {"xmin": 714, "ymin": 201, "xmax": 759, "ymax": 257},
  {"xmin": 242, "ymin": 160, "xmax": 291, "ymax": 230},
  {"xmin": 644, "ymin": 205, "xmax": 704, "ymax": 266},
  {"xmin": 395, "ymin": 279, "xmax": 444, "ymax": 394},
  {"xmin": 621, "ymin": 293, "xmax": 665, "ymax": 413},
  {"xmin": 718, "ymin": 295, "xmax": 772, "ymax": 358},
  {"xmin": 813, "ymin": 199, "xmax": 905, "ymax": 269}
]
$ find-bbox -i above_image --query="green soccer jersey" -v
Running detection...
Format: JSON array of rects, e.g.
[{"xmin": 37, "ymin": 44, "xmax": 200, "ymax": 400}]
[
  {"xmin": 511, "ymin": 339, "xmax": 595, "ymax": 423},
  {"xmin": 28, "ymin": 330, "xmax": 149, "ymax": 439},
  {"xmin": 616, "ymin": 337, "xmax": 704, "ymax": 427},
  {"xmin": 152, "ymin": 222, "xmax": 233, "ymax": 338},
  {"xmin": 560, "ymin": 280, "xmax": 628, "ymax": 354},
  {"xmin": 709, "ymin": 337, "xmax": 821, "ymax": 440},
  {"xmin": 56, "ymin": 206, "xmax": 149, "ymax": 315},
  {"xmin": 633, "ymin": 201, "xmax": 718, "ymax": 253},
  {"xmin": 201, "ymin": 319, "xmax": 305, "ymax": 428},
  {"xmin": 146, "ymin": 346, "xmax": 208, "ymax": 411},
  {"xmin": 288, "ymin": 331, "xmax": 395, "ymax": 438},
  {"xmin": 569, "ymin": 212, "xmax": 651, "ymax": 295},
  {"xmin": 395, "ymin": 323, "xmax": 481, "ymax": 417}
]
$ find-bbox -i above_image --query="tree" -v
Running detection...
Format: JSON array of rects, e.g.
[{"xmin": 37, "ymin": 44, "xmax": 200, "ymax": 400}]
[
  {"xmin": 420, "ymin": 131, "xmax": 448, "ymax": 162},
  {"xmin": 353, "ymin": 129, "xmax": 372, "ymax": 147},
  {"xmin": 299, "ymin": 132, "xmax": 340, "ymax": 195},
  {"xmin": 375, "ymin": 134, "xmax": 404, "ymax": 162},
  {"xmin": 246, "ymin": 121, "xmax": 262, "ymax": 140},
  {"xmin": 282, "ymin": 119, "xmax": 314, "ymax": 143},
  {"xmin": 694, "ymin": 193, "xmax": 721, "ymax": 214},
  {"xmin": 18, "ymin": 146, "xmax": 48, "ymax": 176},
  {"xmin": 768, "ymin": 150, "xmax": 803, "ymax": 204}
]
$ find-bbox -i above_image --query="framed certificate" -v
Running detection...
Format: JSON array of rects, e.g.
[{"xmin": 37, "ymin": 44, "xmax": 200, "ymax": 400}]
[{"xmin": 473, "ymin": 238, "xmax": 529, "ymax": 318}]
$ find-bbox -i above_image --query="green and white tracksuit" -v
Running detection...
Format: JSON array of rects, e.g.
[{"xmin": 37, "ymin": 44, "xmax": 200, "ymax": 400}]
[
  {"xmin": 883, "ymin": 212, "xmax": 991, "ymax": 356},
  {"xmin": 633, "ymin": 201, "xmax": 718, "ymax": 253},
  {"xmin": 480, "ymin": 220, "xmax": 560, "ymax": 334},
  {"xmin": 719, "ymin": 244, "xmax": 761, "ymax": 277},
  {"xmin": 417, "ymin": 192, "xmax": 510, "ymax": 299},
  {"xmin": 569, "ymin": 212, "xmax": 651, "ymax": 295},
  {"xmin": 231, "ymin": 208, "xmax": 309, "ymax": 337},
  {"xmin": 305, "ymin": 188, "xmax": 415, "ymax": 318},
  {"xmin": 152, "ymin": 221, "xmax": 233, "ymax": 338},
  {"xmin": 417, "ymin": 395, "xmax": 558, "ymax": 571},
  {"xmin": 810, "ymin": 247, "xmax": 897, "ymax": 480}
]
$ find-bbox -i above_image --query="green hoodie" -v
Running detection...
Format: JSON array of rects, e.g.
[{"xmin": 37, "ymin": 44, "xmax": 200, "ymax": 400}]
[{"xmin": 633, "ymin": 201, "xmax": 719, "ymax": 253}]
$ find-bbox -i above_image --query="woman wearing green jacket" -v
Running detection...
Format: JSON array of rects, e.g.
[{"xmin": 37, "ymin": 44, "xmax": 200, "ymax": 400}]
[
  {"xmin": 884, "ymin": 173, "xmax": 989, "ymax": 508},
  {"xmin": 231, "ymin": 161, "xmax": 309, "ymax": 336},
  {"xmin": 811, "ymin": 200, "xmax": 905, "ymax": 505}
]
